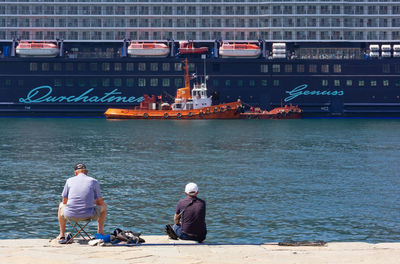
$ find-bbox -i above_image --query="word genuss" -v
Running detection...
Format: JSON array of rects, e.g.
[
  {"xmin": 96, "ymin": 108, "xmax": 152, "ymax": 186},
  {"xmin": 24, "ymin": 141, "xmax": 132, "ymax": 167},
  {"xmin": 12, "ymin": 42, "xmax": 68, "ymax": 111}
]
[
  {"xmin": 284, "ymin": 84, "xmax": 344, "ymax": 102},
  {"xmin": 19, "ymin": 86, "xmax": 145, "ymax": 104}
]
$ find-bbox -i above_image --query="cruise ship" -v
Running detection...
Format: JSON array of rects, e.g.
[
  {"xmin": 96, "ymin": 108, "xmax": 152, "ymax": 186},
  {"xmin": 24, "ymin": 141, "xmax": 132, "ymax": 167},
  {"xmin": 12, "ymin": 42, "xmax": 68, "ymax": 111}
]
[{"xmin": 1, "ymin": 0, "xmax": 400, "ymax": 117}]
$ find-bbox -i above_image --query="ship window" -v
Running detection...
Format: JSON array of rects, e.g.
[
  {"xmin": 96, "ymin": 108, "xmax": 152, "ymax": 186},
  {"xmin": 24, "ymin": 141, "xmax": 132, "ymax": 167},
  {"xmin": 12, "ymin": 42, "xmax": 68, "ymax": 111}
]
[
  {"xmin": 334, "ymin": 80, "xmax": 340, "ymax": 86},
  {"xmin": 5, "ymin": 79, "xmax": 11, "ymax": 86},
  {"xmin": 150, "ymin": 63, "xmax": 158, "ymax": 72},
  {"xmin": 273, "ymin": 80, "xmax": 280, "ymax": 86},
  {"xmin": 126, "ymin": 78, "xmax": 134, "ymax": 87},
  {"xmin": 66, "ymin": 63, "xmax": 73, "ymax": 71},
  {"xmin": 114, "ymin": 78, "xmax": 122, "ymax": 87},
  {"xmin": 90, "ymin": 63, "xmax": 98, "ymax": 72},
  {"xmin": 225, "ymin": 80, "xmax": 231, "ymax": 87},
  {"xmin": 18, "ymin": 80, "xmax": 24, "ymax": 86},
  {"xmin": 138, "ymin": 63, "xmax": 146, "ymax": 71},
  {"xmin": 162, "ymin": 78, "xmax": 170, "ymax": 87},
  {"xmin": 188, "ymin": 63, "xmax": 195, "ymax": 72},
  {"xmin": 359, "ymin": 80, "xmax": 365, "ymax": 87},
  {"xmin": 102, "ymin": 78, "xmax": 110, "ymax": 87},
  {"xmin": 54, "ymin": 79, "xmax": 62, "ymax": 87},
  {"xmin": 54, "ymin": 63, "xmax": 62, "ymax": 71},
  {"xmin": 78, "ymin": 79, "xmax": 86, "ymax": 87},
  {"xmin": 66, "ymin": 79, "xmax": 73, "ymax": 87},
  {"xmin": 150, "ymin": 78, "xmax": 158, "ymax": 87},
  {"xmin": 213, "ymin": 80, "xmax": 219, "ymax": 87},
  {"xmin": 395, "ymin": 65, "xmax": 400, "ymax": 73},
  {"xmin": 138, "ymin": 78, "xmax": 146, "ymax": 87},
  {"xmin": 382, "ymin": 64, "xmax": 390, "ymax": 73},
  {"xmin": 102, "ymin": 63, "xmax": 110, "ymax": 72},
  {"xmin": 162, "ymin": 63, "xmax": 170, "ymax": 71},
  {"xmin": 249, "ymin": 80, "xmax": 255, "ymax": 86},
  {"xmin": 333, "ymin": 64, "xmax": 341, "ymax": 73},
  {"xmin": 272, "ymin": 64, "xmax": 280, "ymax": 73},
  {"xmin": 175, "ymin": 78, "xmax": 182, "ymax": 87},
  {"xmin": 396, "ymin": 80, "xmax": 400, "ymax": 86},
  {"xmin": 371, "ymin": 80, "xmax": 377, "ymax": 87},
  {"xmin": 321, "ymin": 64, "xmax": 329, "ymax": 73},
  {"xmin": 90, "ymin": 79, "xmax": 98, "ymax": 87},
  {"xmin": 260, "ymin": 64, "xmax": 268, "ymax": 73},
  {"xmin": 114, "ymin": 63, "xmax": 122, "ymax": 72},
  {"xmin": 78, "ymin": 63, "xmax": 86, "ymax": 72},
  {"xmin": 322, "ymin": 80, "xmax": 328, "ymax": 86},
  {"xmin": 42, "ymin": 63, "xmax": 50, "ymax": 72},
  {"xmin": 30, "ymin": 63, "xmax": 38, "ymax": 71},
  {"xmin": 237, "ymin": 80, "xmax": 243, "ymax": 87},
  {"xmin": 284, "ymin": 64, "xmax": 292, "ymax": 73},
  {"xmin": 309, "ymin": 64, "xmax": 317, "ymax": 73},
  {"xmin": 383, "ymin": 80, "xmax": 389, "ymax": 86},
  {"xmin": 261, "ymin": 80, "xmax": 267, "ymax": 86},
  {"xmin": 175, "ymin": 63, "xmax": 182, "ymax": 71},
  {"xmin": 297, "ymin": 64, "xmax": 304, "ymax": 73},
  {"xmin": 126, "ymin": 63, "xmax": 134, "ymax": 72},
  {"xmin": 346, "ymin": 80, "xmax": 353, "ymax": 86}
]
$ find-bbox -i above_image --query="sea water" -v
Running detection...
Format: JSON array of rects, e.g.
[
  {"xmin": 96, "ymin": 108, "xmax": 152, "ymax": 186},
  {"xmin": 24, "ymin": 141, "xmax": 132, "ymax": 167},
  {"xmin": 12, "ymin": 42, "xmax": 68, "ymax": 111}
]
[{"xmin": 0, "ymin": 118, "xmax": 400, "ymax": 244}]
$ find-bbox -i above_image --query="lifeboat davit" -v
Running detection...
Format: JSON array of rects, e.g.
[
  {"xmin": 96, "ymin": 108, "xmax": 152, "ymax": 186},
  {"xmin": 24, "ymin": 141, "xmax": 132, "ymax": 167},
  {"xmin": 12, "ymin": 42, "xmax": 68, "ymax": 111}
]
[
  {"xmin": 127, "ymin": 42, "xmax": 169, "ymax": 57},
  {"xmin": 16, "ymin": 42, "xmax": 59, "ymax": 57},
  {"xmin": 179, "ymin": 41, "xmax": 208, "ymax": 55},
  {"xmin": 219, "ymin": 42, "xmax": 261, "ymax": 58}
]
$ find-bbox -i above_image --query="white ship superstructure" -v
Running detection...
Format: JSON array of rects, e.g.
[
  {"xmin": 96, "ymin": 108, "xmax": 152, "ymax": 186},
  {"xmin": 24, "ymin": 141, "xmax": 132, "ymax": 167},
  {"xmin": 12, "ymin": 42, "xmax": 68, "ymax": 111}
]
[{"xmin": 0, "ymin": 0, "xmax": 399, "ymax": 42}]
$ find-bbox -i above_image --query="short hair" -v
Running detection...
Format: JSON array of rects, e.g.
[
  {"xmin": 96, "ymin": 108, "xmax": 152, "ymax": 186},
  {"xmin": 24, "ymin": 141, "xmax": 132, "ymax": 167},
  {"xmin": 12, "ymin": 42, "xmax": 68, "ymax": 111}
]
[{"xmin": 74, "ymin": 163, "xmax": 87, "ymax": 171}]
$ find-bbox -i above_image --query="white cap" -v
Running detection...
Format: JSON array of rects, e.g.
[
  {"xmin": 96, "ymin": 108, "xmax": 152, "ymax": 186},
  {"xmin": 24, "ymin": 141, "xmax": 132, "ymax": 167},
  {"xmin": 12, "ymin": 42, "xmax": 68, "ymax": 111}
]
[{"xmin": 185, "ymin": 182, "xmax": 198, "ymax": 195}]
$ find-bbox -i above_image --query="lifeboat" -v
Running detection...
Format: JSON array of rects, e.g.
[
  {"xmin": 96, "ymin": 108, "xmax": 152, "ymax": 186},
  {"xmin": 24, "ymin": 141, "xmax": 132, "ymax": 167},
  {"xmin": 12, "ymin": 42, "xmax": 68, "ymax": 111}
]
[
  {"xmin": 15, "ymin": 42, "xmax": 59, "ymax": 57},
  {"xmin": 219, "ymin": 42, "xmax": 261, "ymax": 58},
  {"xmin": 127, "ymin": 42, "xmax": 169, "ymax": 57},
  {"xmin": 105, "ymin": 59, "xmax": 243, "ymax": 120},
  {"xmin": 178, "ymin": 41, "xmax": 208, "ymax": 55},
  {"xmin": 240, "ymin": 105, "xmax": 302, "ymax": 119}
]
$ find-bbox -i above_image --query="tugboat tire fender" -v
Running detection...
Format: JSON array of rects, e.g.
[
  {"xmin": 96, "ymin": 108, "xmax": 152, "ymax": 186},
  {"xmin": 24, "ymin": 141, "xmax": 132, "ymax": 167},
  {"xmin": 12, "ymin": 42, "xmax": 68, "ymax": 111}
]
[
  {"xmin": 176, "ymin": 113, "xmax": 182, "ymax": 118},
  {"xmin": 205, "ymin": 109, "xmax": 210, "ymax": 115},
  {"xmin": 220, "ymin": 107, "xmax": 226, "ymax": 113},
  {"xmin": 213, "ymin": 107, "xmax": 218, "ymax": 113},
  {"xmin": 164, "ymin": 113, "xmax": 169, "ymax": 119},
  {"xmin": 143, "ymin": 113, "xmax": 149, "ymax": 119},
  {"xmin": 188, "ymin": 112, "xmax": 193, "ymax": 117}
]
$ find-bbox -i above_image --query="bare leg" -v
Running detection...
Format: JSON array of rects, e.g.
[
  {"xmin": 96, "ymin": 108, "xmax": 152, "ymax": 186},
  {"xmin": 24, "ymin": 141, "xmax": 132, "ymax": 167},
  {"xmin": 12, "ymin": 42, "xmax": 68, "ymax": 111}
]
[
  {"xmin": 97, "ymin": 205, "xmax": 107, "ymax": 234},
  {"xmin": 58, "ymin": 203, "xmax": 66, "ymax": 238}
]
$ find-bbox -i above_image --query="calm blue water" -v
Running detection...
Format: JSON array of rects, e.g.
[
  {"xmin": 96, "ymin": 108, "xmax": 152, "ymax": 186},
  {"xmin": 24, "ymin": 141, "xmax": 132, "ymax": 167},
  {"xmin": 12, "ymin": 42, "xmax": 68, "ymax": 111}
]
[{"xmin": 0, "ymin": 119, "xmax": 400, "ymax": 244}]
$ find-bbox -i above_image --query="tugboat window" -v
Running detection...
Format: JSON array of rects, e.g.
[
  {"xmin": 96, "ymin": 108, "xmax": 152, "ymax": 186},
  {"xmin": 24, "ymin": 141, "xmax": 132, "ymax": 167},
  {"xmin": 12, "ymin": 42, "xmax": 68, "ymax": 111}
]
[
  {"xmin": 138, "ymin": 78, "xmax": 146, "ymax": 87},
  {"xmin": 150, "ymin": 63, "xmax": 158, "ymax": 71},
  {"xmin": 371, "ymin": 80, "xmax": 377, "ymax": 87},
  {"xmin": 66, "ymin": 79, "xmax": 73, "ymax": 87},
  {"xmin": 322, "ymin": 80, "xmax": 328, "ymax": 86},
  {"xmin": 42, "ymin": 63, "xmax": 50, "ymax": 71},
  {"xmin": 358, "ymin": 80, "xmax": 365, "ymax": 87},
  {"xmin": 53, "ymin": 63, "xmax": 62, "ymax": 71},
  {"xmin": 249, "ymin": 80, "xmax": 255, "ymax": 86},
  {"xmin": 382, "ymin": 64, "xmax": 390, "ymax": 73},
  {"xmin": 175, "ymin": 63, "xmax": 182, "ymax": 71},
  {"xmin": 273, "ymin": 80, "xmax": 280, "ymax": 86},
  {"xmin": 346, "ymin": 80, "xmax": 353, "ymax": 86},
  {"xmin": 114, "ymin": 63, "xmax": 122, "ymax": 72},
  {"xmin": 334, "ymin": 80, "xmax": 340, "ymax": 86},
  {"xmin": 309, "ymin": 64, "xmax": 317, "ymax": 73},
  {"xmin": 66, "ymin": 63, "xmax": 73, "ymax": 71},
  {"xmin": 78, "ymin": 80, "xmax": 86, "ymax": 87},
  {"xmin": 285, "ymin": 64, "xmax": 292, "ymax": 73},
  {"xmin": 150, "ymin": 78, "xmax": 158, "ymax": 86},
  {"xmin": 54, "ymin": 79, "xmax": 62, "ymax": 87},
  {"xmin": 321, "ymin": 64, "xmax": 329, "ymax": 73},
  {"xmin": 260, "ymin": 64, "xmax": 268, "ymax": 73},
  {"xmin": 297, "ymin": 64, "xmax": 304, "ymax": 73},
  {"xmin": 261, "ymin": 80, "xmax": 267, "ymax": 86},
  {"xmin": 175, "ymin": 78, "xmax": 182, "ymax": 87},
  {"xmin": 333, "ymin": 64, "xmax": 341, "ymax": 73},
  {"xmin": 225, "ymin": 80, "xmax": 231, "ymax": 87},
  {"xmin": 90, "ymin": 79, "xmax": 98, "ymax": 87},
  {"xmin": 272, "ymin": 64, "xmax": 280, "ymax": 73},
  {"xmin": 237, "ymin": 80, "xmax": 243, "ymax": 86},
  {"xmin": 213, "ymin": 80, "xmax": 219, "ymax": 87},
  {"xmin": 78, "ymin": 63, "xmax": 86, "ymax": 71},
  {"xmin": 102, "ymin": 63, "xmax": 110, "ymax": 71},
  {"xmin": 90, "ymin": 63, "xmax": 98, "ymax": 71},
  {"xmin": 18, "ymin": 80, "xmax": 24, "ymax": 86},
  {"xmin": 102, "ymin": 78, "xmax": 110, "ymax": 87},
  {"xmin": 383, "ymin": 80, "xmax": 389, "ymax": 86}
]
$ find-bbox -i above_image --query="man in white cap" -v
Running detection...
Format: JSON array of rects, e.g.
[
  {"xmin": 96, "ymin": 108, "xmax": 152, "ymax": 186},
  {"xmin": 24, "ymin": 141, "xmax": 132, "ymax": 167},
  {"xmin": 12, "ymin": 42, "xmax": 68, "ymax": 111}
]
[{"xmin": 169, "ymin": 182, "xmax": 207, "ymax": 242}]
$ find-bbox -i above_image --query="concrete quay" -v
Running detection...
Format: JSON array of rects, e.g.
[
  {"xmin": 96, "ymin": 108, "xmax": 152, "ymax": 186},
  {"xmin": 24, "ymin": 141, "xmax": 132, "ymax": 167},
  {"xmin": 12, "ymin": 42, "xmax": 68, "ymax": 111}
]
[{"xmin": 1, "ymin": 236, "xmax": 400, "ymax": 264}]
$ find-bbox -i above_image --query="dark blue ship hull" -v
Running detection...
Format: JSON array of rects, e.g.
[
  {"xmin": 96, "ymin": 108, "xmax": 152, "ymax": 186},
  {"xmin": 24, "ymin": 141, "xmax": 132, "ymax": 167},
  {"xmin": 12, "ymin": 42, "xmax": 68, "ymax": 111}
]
[{"xmin": 1, "ymin": 55, "xmax": 400, "ymax": 118}]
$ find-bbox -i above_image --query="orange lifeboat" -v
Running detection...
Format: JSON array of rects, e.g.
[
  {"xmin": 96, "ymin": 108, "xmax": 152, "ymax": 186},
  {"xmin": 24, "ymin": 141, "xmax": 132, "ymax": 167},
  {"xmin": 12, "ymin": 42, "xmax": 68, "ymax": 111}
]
[
  {"xmin": 16, "ymin": 41, "xmax": 59, "ymax": 57},
  {"xmin": 179, "ymin": 41, "xmax": 208, "ymax": 55},
  {"xmin": 105, "ymin": 59, "xmax": 243, "ymax": 120},
  {"xmin": 219, "ymin": 42, "xmax": 261, "ymax": 58},
  {"xmin": 127, "ymin": 42, "xmax": 169, "ymax": 57}
]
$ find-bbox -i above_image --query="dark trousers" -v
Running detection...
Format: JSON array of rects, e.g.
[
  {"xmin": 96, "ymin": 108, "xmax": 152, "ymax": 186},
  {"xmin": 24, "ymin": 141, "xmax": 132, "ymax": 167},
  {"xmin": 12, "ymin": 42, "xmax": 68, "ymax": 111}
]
[{"xmin": 173, "ymin": 224, "xmax": 204, "ymax": 242}]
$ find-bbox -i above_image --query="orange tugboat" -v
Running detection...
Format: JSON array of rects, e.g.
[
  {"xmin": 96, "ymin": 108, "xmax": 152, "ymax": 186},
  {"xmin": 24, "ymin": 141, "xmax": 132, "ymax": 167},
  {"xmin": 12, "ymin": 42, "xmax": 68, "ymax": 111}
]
[
  {"xmin": 240, "ymin": 104, "xmax": 302, "ymax": 119},
  {"xmin": 104, "ymin": 59, "xmax": 243, "ymax": 119}
]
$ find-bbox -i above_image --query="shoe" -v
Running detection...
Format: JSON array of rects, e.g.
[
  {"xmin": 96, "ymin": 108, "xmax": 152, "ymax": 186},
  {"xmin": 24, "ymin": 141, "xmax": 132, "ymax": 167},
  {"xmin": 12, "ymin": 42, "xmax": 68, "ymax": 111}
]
[{"xmin": 165, "ymin": 224, "xmax": 178, "ymax": 240}]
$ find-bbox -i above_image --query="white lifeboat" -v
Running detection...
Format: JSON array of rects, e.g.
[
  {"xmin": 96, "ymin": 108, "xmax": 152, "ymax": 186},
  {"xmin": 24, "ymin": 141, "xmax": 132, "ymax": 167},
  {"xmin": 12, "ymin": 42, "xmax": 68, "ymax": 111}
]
[
  {"xmin": 16, "ymin": 42, "xmax": 59, "ymax": 57},
  {"xmin": 127, "ymin": 42, "xmax": 169, "ymax": 57},
  {"xmin": 219, "ymin": 42, "xmax": 261, "ymax": 58}
]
